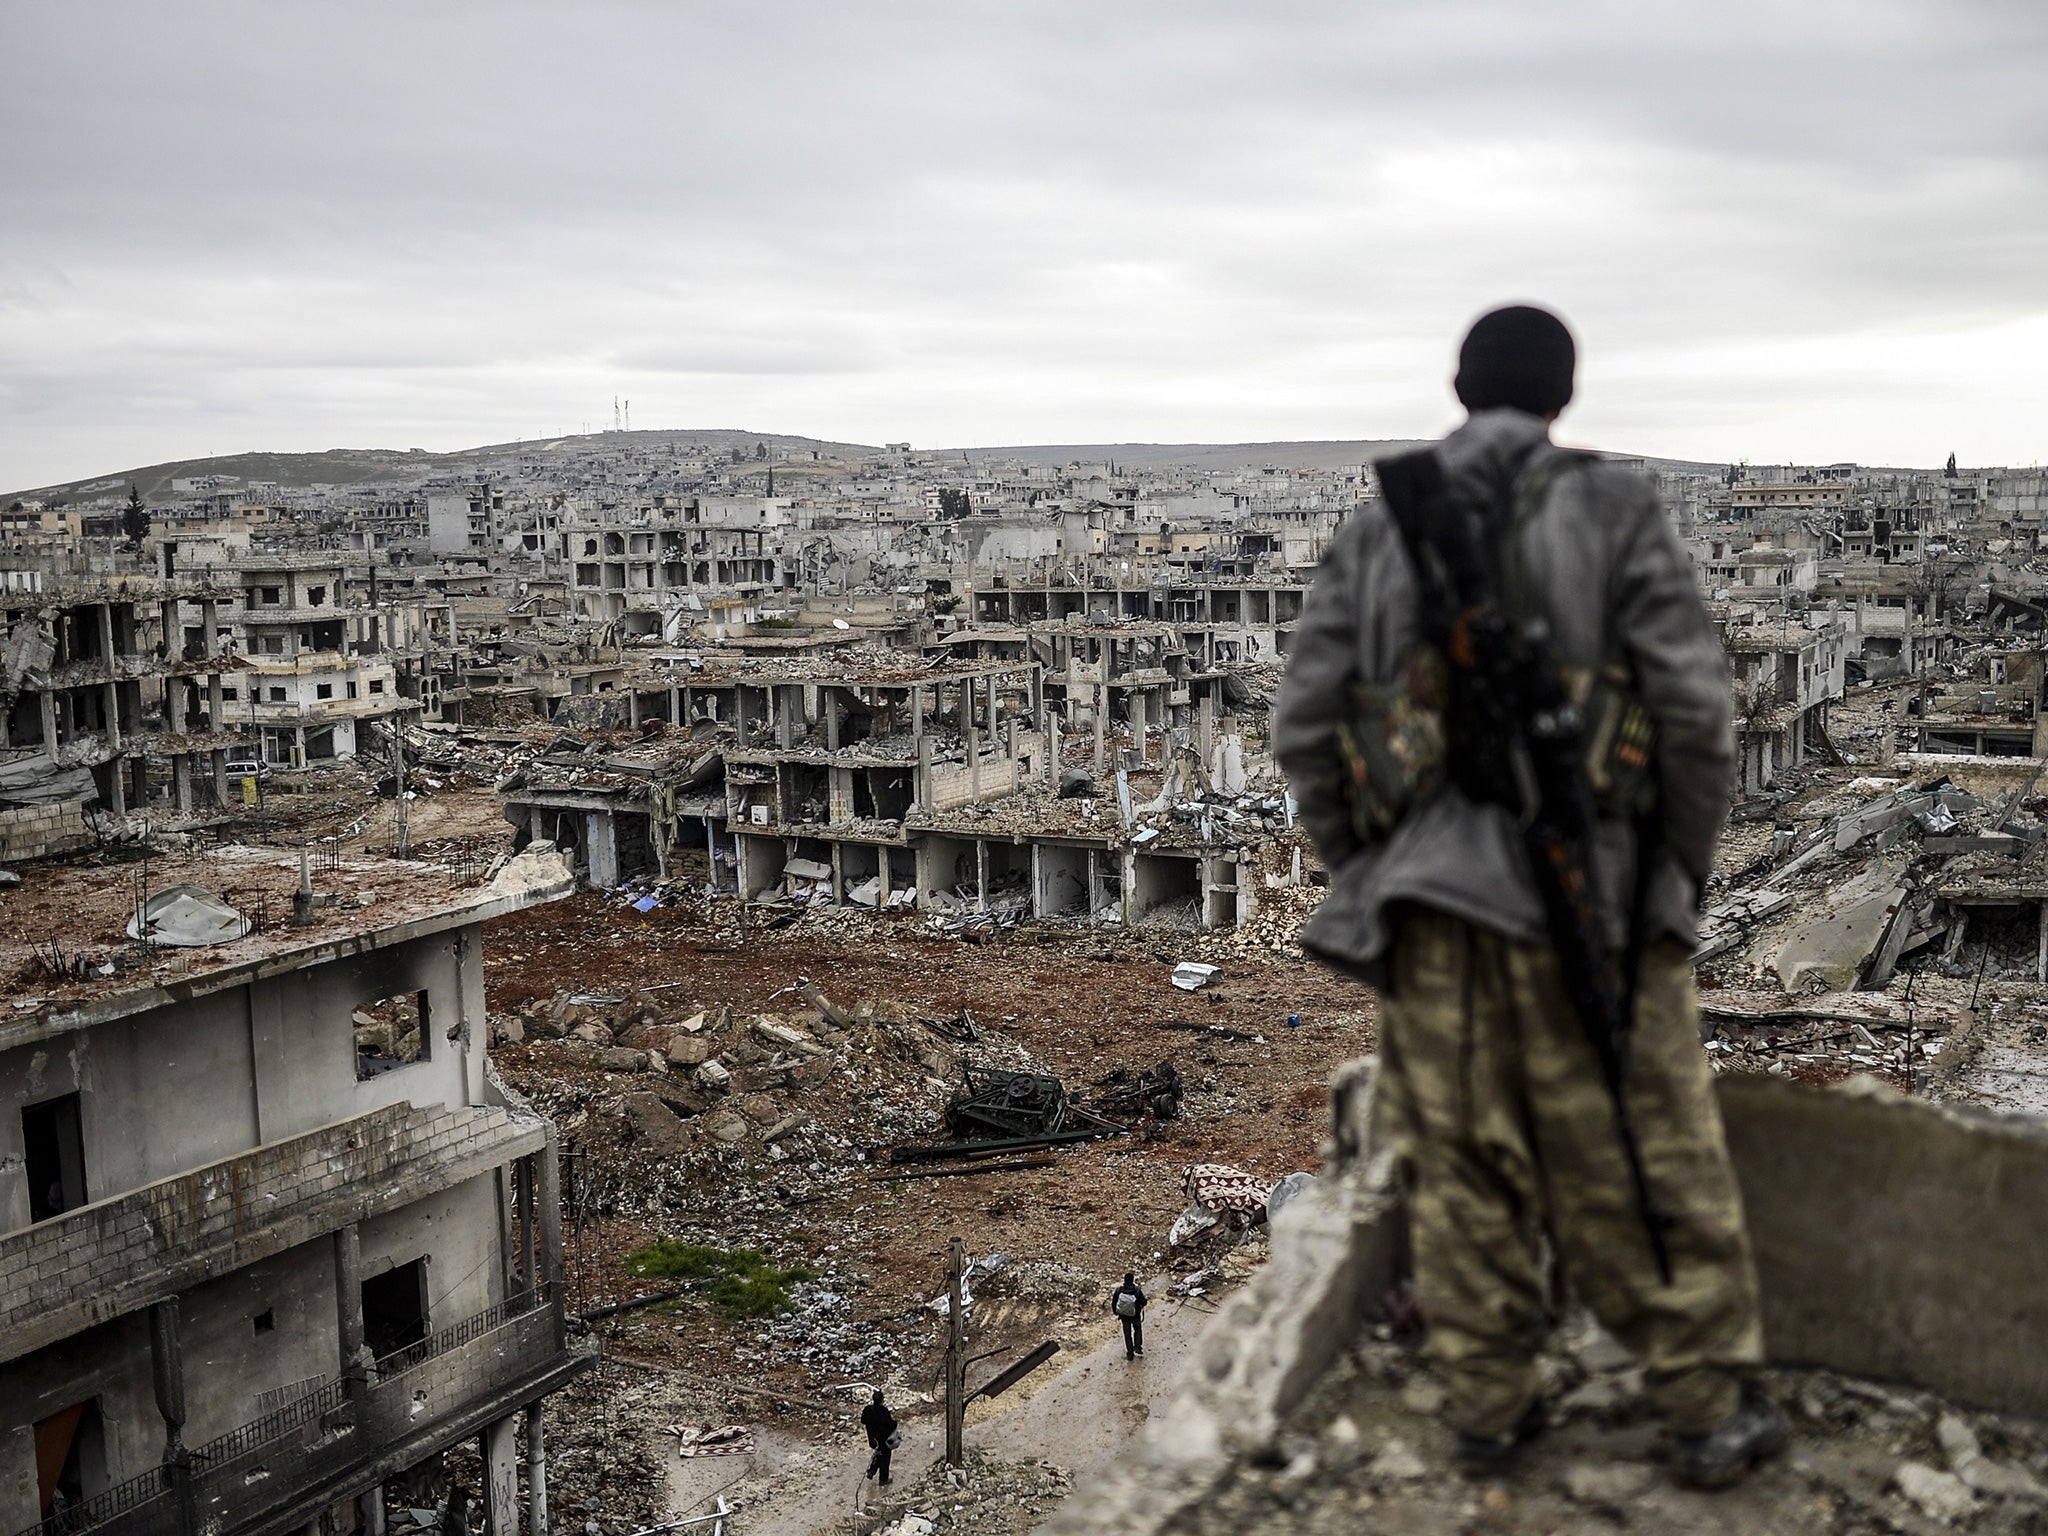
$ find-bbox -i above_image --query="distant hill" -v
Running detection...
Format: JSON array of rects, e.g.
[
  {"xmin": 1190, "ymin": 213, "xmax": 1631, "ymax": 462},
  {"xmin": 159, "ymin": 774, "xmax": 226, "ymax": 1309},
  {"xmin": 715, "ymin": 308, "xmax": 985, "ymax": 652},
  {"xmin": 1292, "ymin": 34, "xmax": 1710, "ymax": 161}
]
[
  {"xmin": 946, "ymin": 439, "xmax": 1731, "ymax": 475},
  {"xmin": 10, "ymin": 428, "xmax": 1739, "ymax": 504},
  {"xmin": 4, "ymin": 429, "xmax": 880, "ymax": 504}
]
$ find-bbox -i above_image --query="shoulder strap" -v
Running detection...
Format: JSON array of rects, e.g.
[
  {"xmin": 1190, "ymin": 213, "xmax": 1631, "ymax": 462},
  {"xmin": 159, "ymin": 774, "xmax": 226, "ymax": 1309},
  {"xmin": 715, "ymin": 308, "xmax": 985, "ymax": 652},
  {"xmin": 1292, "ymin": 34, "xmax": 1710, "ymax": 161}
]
[{"xmin": 1496, "ymin": 446, "xmax": 1598, "ymax": 632}]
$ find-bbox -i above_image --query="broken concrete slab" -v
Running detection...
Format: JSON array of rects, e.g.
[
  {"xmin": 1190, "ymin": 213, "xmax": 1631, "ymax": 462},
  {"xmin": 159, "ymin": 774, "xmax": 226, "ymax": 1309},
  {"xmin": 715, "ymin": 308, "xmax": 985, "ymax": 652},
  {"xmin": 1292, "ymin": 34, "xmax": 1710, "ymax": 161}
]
[{"xmin": 1772, "ymin": 878, "xmax": 1906, "ymax": 992}]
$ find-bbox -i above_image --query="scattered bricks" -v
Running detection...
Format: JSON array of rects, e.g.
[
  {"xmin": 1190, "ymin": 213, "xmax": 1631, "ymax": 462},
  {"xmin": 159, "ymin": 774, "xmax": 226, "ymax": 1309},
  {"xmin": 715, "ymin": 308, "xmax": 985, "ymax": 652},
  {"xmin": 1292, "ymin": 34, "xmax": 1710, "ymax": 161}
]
[
  {"xmin": 616, "ymin": 1092, "xmax": 698, "ymax": 1156},
  {"xmin": 695, "ymin": 1060, "xmax": 732, "ymax": 1092},
  {"xmin": 701, "ymin": 1109, "xmax": 750, "ymax": 1145},
  {"xmin": 493, "ymin": 1015, "xmax": 525, "ymax": 1046},
  {"xmin": 760, "ymin": 1113, "xmax": 808, "ymax": 1143},
  {"xmin": 596, "ymin": 1047, "xmax": 648, "ymax": 1073},
  {"xmin": 787, "ymin": 1055, "xmax": 835, "ymax": 1091},
  {"xmin": 731, "ymin": 1064, "xmax": 790, "ymax": 1094},
  {"xmin": 653, "ymin": 1083, "xmax": 709, "ymax": 1118},
  {"xmin": 570, "ymin": 1021, "xmax": 616, "ymax": 1047},
  {"xmin": 733, "ymin": 1093, "xmax": 782, "ymax": 1127},
  {"xmin": 752, "ymin": 1017, "xmax": 825, "ymax": 1056},
  {"xmin": 666, "ymin": 1035, "xmax": 712, "ymax": 1068},
  {"xmin": 800, "ymin": 981, "xmax": 855, "ymax": 1029}
]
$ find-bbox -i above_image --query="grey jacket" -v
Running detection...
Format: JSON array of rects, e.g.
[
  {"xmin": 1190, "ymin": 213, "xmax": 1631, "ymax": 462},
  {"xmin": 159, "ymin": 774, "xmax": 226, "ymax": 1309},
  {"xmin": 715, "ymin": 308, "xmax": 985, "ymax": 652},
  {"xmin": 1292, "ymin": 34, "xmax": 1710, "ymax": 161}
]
[{"xmin": 1273, "ymin": 408, "xmax": 1733, "ymax": 981}]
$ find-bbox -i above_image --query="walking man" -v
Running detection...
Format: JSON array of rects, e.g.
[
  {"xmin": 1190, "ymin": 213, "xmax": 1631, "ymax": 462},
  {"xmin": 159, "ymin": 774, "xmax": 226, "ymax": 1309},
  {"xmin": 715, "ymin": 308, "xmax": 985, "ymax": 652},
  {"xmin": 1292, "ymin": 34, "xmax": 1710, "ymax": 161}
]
[
  {"xmin": 1274, "ymin": 304, "xmax": 1783, "ymax": 1488},
  {"xmin": 1111, "ymin": 1272, "xmax": 1147, "ymax": 1361},
  {"xmin": 860, "ymin": 1390, "xmax": 898, "ymax": 1486}
]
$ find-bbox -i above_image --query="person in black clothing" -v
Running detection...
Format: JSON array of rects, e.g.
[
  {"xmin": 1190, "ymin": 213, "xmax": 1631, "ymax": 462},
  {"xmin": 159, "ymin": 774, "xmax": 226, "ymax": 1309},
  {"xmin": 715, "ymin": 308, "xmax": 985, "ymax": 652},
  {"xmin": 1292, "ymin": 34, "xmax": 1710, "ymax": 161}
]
[
  {"xmin": 861, "ymin": 1391, "xmax": 898, "ymax": 1485},
  {"xmin": 1111, "ymin": 1272, "xmax": 1147, "ymax": 1360}
]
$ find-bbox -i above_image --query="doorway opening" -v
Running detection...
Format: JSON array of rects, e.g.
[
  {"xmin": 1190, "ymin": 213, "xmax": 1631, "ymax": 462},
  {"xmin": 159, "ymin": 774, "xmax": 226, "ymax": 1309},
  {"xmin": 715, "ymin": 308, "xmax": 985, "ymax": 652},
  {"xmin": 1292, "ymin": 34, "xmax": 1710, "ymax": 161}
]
[
  {"xmin": 362, "ymin": 1257, "xmax": 429, "ymax": 1362},
  {"xmin": 23, "ymin": 1093, "xmax": 86, "ymax": 1221}
]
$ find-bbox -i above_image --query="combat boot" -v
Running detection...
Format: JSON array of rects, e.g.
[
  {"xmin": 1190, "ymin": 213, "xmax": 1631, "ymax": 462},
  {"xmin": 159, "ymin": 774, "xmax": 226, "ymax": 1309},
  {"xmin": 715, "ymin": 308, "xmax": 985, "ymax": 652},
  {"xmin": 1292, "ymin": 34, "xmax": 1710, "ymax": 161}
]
[
  {"xmin": 1453, "ymin": 1400, "xmax": 1546, "ymax": 1479},
  {"xmin": 1668, "ymin": 1390, "xmax": 1788, "ymax": 1489}
]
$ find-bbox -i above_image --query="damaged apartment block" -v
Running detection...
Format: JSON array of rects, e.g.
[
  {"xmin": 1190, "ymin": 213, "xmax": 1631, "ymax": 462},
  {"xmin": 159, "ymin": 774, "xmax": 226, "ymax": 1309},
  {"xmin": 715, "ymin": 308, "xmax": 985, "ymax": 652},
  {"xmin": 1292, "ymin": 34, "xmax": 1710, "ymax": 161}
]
[
  {"xmin": 496, "ymin": 650, "xmax": 1295, "ymax": 930},
  {"xmin": 2, "ymin": 567, "xmax": 250, "ymax": 858},
  {"xmin": 0, "ymin": 850, "xmax": 589, "ymax": 1536}
]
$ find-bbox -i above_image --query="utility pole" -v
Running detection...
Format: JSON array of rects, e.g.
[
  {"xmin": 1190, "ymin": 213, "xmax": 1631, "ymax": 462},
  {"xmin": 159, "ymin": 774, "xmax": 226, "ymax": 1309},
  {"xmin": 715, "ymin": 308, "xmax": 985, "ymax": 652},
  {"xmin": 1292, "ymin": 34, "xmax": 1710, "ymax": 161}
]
[
  {"xmin": 392, "ymin": 727, "xmax": 410, "ymax": 858},
  {"xmin": 944, "ymin": 1237, "xmax": 965, "ymax": 1467}
]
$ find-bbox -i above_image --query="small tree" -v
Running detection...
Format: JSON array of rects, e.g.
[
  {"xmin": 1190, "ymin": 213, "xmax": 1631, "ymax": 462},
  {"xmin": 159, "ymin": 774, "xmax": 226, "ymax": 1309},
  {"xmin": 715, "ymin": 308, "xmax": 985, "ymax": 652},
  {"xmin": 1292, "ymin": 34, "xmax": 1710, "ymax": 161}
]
[
  {"xmin": 121, "ymin": 485, "xmax": 150, "ymax": 543},
  {"xmin": 1946, "ymin": 452, "xmax": 1959, "ymax": 479},
  {"xmin": 754, "ymin": 441, "xmax": 768, "ymax": 460},
  {"xmin": 937, "ymin": 488, "xmax": 972, "ymax": 518}
]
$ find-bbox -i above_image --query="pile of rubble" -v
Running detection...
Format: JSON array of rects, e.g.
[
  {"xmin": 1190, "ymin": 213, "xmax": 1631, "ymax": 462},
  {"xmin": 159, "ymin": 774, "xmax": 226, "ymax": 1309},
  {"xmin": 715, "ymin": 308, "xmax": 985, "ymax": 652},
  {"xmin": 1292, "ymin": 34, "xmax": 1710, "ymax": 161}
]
[
  {"xmin": 499, "ymin": 983, "xmax": 964, "ymax": 1201},
  {"xmin": 869, "ymin": 1449, "xmax": 1075, "ymax": 1536},
  {"xmin": 1182, "ymin": 1315, "xmax": 2048, "ymax": 1535}
]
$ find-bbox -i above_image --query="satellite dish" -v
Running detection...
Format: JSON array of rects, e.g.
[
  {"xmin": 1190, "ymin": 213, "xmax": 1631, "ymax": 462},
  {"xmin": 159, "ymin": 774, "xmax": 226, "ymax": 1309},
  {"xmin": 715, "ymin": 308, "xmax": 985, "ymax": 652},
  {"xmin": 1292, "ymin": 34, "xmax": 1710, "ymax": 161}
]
[{"xmin": 832, "ymin": 618, "xmax": 851, "ymax": 630}]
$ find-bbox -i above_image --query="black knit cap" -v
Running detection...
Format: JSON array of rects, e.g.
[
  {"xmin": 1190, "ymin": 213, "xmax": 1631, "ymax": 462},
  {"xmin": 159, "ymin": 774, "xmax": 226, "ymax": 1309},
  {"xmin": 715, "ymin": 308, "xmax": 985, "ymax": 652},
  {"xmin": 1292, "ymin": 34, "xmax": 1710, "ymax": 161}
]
[{"xmin": 1453, "ymin": 304, "xmax": 1576, "ymax": 417}]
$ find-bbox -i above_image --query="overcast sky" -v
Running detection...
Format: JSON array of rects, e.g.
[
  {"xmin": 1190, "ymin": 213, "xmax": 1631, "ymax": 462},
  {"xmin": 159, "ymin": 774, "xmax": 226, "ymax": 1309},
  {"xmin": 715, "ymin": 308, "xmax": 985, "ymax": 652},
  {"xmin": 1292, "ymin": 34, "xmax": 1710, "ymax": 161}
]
[{"xmin": 3, "ymin": 1, "xmax": 2044, "ymax": 490}]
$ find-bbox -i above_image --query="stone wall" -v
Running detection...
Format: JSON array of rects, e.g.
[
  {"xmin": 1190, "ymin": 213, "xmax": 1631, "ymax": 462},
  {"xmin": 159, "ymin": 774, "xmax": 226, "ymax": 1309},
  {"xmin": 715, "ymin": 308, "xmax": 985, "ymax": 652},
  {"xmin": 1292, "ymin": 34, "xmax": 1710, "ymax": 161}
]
[{"xmin": 0, "ymin": 800, "xmax": 91, "ymax": 862}]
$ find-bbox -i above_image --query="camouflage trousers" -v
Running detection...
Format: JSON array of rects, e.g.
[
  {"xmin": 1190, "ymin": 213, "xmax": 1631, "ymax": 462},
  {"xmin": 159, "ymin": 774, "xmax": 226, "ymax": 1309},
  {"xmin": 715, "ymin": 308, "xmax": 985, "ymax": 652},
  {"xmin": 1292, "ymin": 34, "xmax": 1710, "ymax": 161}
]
[{"xmin": 1375, "ymin": 906, "xmax": 1764, "ymax": 1438}]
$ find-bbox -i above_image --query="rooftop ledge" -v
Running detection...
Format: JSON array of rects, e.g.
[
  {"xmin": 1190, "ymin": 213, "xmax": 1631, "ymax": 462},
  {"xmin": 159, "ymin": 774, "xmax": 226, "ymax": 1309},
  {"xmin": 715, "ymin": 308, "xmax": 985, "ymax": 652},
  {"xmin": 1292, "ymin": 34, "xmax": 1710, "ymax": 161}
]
[{"xmin": 0, "ymin": 842, "xmax": 572, "ymax": 1051}]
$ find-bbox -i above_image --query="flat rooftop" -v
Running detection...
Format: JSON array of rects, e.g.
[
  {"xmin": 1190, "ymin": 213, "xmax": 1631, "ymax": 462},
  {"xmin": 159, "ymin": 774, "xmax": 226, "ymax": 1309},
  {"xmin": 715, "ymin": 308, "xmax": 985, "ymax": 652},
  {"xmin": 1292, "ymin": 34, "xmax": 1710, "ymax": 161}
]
[{"xmin": 0, "ymin": 841, "xmax": 570, "ymax": 1045}]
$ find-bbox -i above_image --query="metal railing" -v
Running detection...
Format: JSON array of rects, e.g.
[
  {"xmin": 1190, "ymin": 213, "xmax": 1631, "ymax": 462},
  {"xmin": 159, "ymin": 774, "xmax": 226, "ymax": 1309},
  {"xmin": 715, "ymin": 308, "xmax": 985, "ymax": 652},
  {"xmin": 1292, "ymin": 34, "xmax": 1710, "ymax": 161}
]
[
  {"xmin": 190, "ymin": 1376, "xmax": 352, "ymax": 1472},
  {"xmin": 373, "ymin": 1282, "xmax": 553, "ymax": 1381},
  {"xmin": 9, "ymin": 1288, "xmax": 557, "ymax": 1536}
]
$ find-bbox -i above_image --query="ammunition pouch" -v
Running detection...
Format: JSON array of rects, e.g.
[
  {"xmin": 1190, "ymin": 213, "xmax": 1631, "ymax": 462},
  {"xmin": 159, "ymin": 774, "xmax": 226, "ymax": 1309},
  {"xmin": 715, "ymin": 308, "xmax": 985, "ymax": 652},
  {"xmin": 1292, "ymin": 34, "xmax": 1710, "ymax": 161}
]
[{"xmin": 1337, "ymin": 655, "xmax": 1656, "ymax": 845}]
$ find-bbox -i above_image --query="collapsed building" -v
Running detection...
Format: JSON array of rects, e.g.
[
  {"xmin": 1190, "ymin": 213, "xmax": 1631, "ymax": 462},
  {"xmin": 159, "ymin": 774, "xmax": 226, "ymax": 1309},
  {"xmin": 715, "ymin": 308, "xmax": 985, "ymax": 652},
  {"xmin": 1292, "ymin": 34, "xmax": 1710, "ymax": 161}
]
[
  {"xmin": 1, "ymin": 568, "xmax": 250, "ymax": 857},
  {"xmin": 496, "ymin": 651, "xmax": 1299, "ymax": 930}
]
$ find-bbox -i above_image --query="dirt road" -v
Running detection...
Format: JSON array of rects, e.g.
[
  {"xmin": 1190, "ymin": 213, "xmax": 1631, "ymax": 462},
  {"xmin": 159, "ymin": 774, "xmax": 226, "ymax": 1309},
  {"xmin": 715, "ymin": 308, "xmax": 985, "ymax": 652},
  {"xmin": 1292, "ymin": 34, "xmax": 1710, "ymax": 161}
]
[{"xmin": 664, "ymin": 1273, "xmax": 1214, "ymax": 1536}]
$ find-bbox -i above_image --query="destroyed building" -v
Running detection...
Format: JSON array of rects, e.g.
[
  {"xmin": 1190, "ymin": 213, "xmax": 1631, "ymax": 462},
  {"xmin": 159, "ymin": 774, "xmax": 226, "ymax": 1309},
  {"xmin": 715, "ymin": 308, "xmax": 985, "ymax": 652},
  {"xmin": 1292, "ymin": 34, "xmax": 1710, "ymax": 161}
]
[
  {"xmin": 0, "ymin": 847, "xmax": 587, "ymax": 1536},
  {"xmin": 209, "ymin": 555, "xmax": 432, "ymax": 766},
  {"xmin": 495, "ymin": 648, "xmax": 1297, "ymax": 930},
  {"xmin": 2, "ymin": 567, "xmax": 250, "ymax": 854}
]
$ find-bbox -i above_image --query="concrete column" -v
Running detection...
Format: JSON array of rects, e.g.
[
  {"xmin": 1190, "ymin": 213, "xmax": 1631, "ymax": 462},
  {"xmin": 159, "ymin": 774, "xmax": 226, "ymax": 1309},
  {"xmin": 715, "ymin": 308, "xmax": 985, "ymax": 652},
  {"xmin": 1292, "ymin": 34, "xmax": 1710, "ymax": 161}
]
[
  {"xmin": 974, "ymin": 841, "xmax": 988, "ymax": 912},
  {"xmin": 1198, "ymin": 693, "xmax": 1215, "ymax": 763},
  {"xmin": 360, "ymin": 1486, "xmax": 386, "ymax": 1536},
  {"xmin": 335, "ymin": 1224, "xmax": 365, "ymax": 1382},
  {"xmin": 627, "ymin": 690, "xmax": 639, "ymax": 728},
  {"xmin": 480, "ymin": 1417, "xmax": 519, "ymax": 1536},
  {"xmin": 877, "ymin": 845, "xmax": 892, "ymax": 907},
  {"xmin": 967, "ymin": 709, "xmax": 981, "ymax": 805},
  {"xmin": 106, "ymin": 752, "xmax": 128, "ymax": 817},
  {"xmin": 149, "ymin": 1299, "xmax": 187, "ymax": 1466},
  {"xmin": 524, "ymin": 1403, "xmax": 548, "ymax": 1536},
  {"xmin": 515, "ymin": 1156, "xmax": 537, "ymax": 1303},
  {"xmin": 910, "ymin": 685, "xmax": 924, "ymax": 749},
  {"xmin": 39, "ymin": 689, "xmax": 57, "ymax": 756},
  {"xmin": 103, "ymin": 680, "xmax": 123, "ymax": 751},
  {"xmin": 829, "ymin": 841, "xmax": 844, "ymax": 905},
  {"xmin": 537, "ymin": 1142, "xmax": 564, "ymax": 1319},
  {"xmin": 1093, "ymin": 684, "xmax": 1106, "ymax": 774},
  {"xmin": 495, "ymin": 1166, "xmax": 517, "ymax": 1300},
  {"xmin": 824, "ymin": 690, "xmax": 840, "ymax": 751}
]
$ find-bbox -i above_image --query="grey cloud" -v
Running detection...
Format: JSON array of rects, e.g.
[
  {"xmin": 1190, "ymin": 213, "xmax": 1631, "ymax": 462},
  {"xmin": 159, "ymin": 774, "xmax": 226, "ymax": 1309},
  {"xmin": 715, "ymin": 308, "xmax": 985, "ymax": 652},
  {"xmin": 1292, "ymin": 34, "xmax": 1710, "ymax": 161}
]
[{"xmin": 3, "ymin": 0, "xmax": 2046, "ymax": 487}]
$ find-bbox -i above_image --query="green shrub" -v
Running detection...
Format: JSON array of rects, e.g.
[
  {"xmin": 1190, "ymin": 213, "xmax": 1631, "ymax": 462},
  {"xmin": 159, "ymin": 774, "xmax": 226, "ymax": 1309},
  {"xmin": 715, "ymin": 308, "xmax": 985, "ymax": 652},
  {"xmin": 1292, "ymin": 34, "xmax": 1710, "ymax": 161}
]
[{"xmin": 623, "ymin": 1240, "xmax": 817, "ymax": 1319}]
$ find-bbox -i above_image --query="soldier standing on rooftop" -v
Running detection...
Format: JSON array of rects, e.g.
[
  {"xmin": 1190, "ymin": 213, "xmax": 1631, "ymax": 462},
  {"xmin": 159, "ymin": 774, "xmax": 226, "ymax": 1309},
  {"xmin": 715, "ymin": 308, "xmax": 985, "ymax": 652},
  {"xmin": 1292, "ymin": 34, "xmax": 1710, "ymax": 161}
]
[{"xmin": 1273, "ymin": 304, "xmax": 1785, "ymax": 1487}]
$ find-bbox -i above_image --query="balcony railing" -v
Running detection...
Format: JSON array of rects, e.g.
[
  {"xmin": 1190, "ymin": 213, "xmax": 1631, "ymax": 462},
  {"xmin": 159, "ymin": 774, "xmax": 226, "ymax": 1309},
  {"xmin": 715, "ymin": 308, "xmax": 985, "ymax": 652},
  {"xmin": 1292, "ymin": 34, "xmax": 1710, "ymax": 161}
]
[{"xmin": 10, "ymin": 1288, "xmax": 562, "ymax": 1536}]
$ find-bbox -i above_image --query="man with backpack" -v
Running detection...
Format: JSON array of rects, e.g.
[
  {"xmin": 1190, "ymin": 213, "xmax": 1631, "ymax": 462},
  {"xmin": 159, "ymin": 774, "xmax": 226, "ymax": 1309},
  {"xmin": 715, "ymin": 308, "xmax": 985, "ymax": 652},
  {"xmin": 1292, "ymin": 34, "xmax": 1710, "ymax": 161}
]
[
  {"xmin": 1111, "ymin": 1272, "xmax": 1147, "ymax": 1360},
  {"xmin": 1273, "ymin": 305, "xmax": 1782, "ymax": 1488},
  {"xmin": 860, "ymin": 1391, "xmax": 898, "ymax": 1486}
]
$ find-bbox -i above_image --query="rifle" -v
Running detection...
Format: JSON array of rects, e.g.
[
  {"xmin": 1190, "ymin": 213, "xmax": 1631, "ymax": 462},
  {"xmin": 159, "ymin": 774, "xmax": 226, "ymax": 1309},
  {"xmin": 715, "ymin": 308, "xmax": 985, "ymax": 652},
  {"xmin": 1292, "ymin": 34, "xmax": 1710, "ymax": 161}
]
[{"xmin": 1377, "ymin": 446, "xmax": 1674, "ymax": 1284}]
